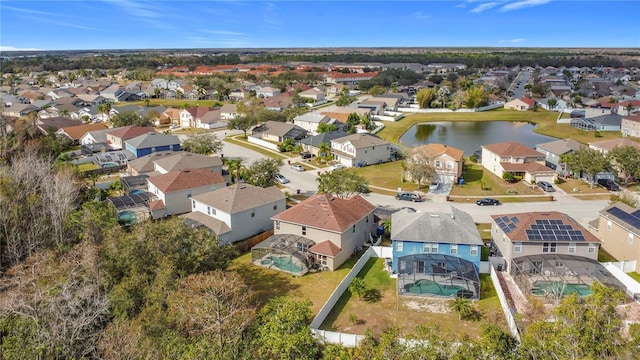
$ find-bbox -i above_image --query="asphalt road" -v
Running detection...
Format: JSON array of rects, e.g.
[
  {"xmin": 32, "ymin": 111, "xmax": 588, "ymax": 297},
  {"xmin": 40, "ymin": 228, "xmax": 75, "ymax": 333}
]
[{"xmin": 216, "ymin": 136, "xmax": 609, "ymax": 227}]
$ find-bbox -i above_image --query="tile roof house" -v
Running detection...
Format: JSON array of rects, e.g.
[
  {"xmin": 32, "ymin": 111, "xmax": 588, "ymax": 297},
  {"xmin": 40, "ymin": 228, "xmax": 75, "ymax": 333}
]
[
  {"xmin": 490, "ymin": 211, "xmax": 600, "ymax": 274},
  {"xmin": 159, "ymin": 108, "xmax": 182, "ymax": 126},
  {"xmin": 590, "ymin": 202, "xmax": 640, "ymax": 272},
  {"xmin": 504, "ymin": 97, "xmax": 536, "ymax": 111},
  {"xmin": 183, "ymin": 184, "xmax": 285, "ymax": 245},
  {"xmin": 588, "ymin": 138, "xmax": 640, "ymax": 154},
  {"xmin": 124, "ymin": 132, "xmax": 181, "ymax": 158},
  {"xmin": 407, "ymin": 144, "xmax": 465, "ymax": 184},
  {"xmin": 106, "ymin": 126, "xmax": 157, "ymax": 149},
  {"xmin": 535, "ymin": 138, "xmax": 586, "ymax": 176},
  {"xmin": 56, "ymin": 123, "xmax": 109, "ymax": 143},
  {"xmin": 179, "ymin": 106, "xmax": 218, "ymax": 128},
  {"xmin": 266, "ymin": 194, "xmax": 377, "ymax": 271},
  {"xmin": 147, "ymin": 168, "xmax": 226, "ymax": 219},
  {"xmin": 330, "ymin": 133, "xmax": 393, "ymax": 168},
  {"xmin": 391, "ymin": 206, "xmax": 484, "ymax": 298},
  {"xmin": 36, "ymin": 117, "xmax": 83, "ymax": 135},
  {"xmin": 481, "ymin": 141, "xmax": 557, "ymax": 184}
]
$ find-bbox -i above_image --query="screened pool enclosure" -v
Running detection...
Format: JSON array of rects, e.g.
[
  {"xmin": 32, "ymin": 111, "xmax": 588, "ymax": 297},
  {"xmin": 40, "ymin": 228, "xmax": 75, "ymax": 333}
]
[{"xmin": 251, "ymin": 234, "xmax": 316, "ymax": 276}]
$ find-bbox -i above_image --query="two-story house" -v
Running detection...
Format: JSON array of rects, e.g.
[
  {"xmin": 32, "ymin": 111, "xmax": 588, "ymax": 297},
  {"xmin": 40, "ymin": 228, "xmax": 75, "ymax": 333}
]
[
  {"xmin": 330, "ymin": 133, "xmax": 392, "ymax": 167},
  {"xmin": 256, "ymin": 86, "xmax": 280, "ymax": 98},
  {"xmin": 147, "ymin": 168, "xmax": 226, "ymax": 219},
  {"xmin": 293, "ymin": 113, "xmax": 332, "ymax": 135},
  {"xmin": 535, "ymin": 138, "xmax": 585, "ymax": 176},
  {"xmin": 106, "ymin": 126, "xmax": 157, "ymax": 150},
  {"xmin": 590, "ymin": 202, "xmax": 640, "ymax": 272},
  {"xmin": 253, "ymin": 194, "xmax": 376, "ymax": 274},
  {"xmin": 481, "ymin": 141, "xmax": 557, "ymax": 184},
  {"xmin": 391, "ymin": 206, "xmax": 483, "ymax": 299},
  {"xmin": 183, "ymin": 184, "xmax": 285, "ymax": 245},
  {"xmin": 124, "ymin": 132, "xmax": 181, "ymax": 158},
  {"xmin": 179, "ymin": 106, "xmax": 218, "ymax": 128},
  {"xmin": 56, "ymin": 123, "xmax": 109, "ymax": 144},
  {"xmin": 622, "ymin": 115, "xmax": 640, "ymax": 138},
  {"xmin": 252, "ymin": 121, "xmax": 307, "ymax": 142},
  {"xmin": 407, "ymin": 144, "xmax": 464, "ymax": 185}
]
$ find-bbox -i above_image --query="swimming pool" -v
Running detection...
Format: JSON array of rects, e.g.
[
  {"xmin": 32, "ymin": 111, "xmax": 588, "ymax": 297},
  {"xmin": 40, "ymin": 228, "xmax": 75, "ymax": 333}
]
[
  {"xmin": 531, "ymin": 280, "xmax": 592, "ymax": 297},
  {"xmin": 404, "ymin": 279, "xmax": 466, "ymax": 297}
]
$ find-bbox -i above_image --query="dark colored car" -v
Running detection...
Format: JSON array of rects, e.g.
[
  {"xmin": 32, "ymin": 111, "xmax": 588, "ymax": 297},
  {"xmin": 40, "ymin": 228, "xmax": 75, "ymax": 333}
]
[
  {"xmin": 476, "ymin": 198, "xmax": 500, "ymax": 206},
  {"xmin": 301, "ymin": 152, "xmax": 312, "ymax": 159},
  {"xmin": 395, "ymin": 191, "xmax": 423, "ymax": 202},
  {"xmin": 597, "ymin": 179, "xmax": 620, "ymax": 191},
  {"xmin": 537, "ymin": 181, "xmax": 556, "ymax": 192}
]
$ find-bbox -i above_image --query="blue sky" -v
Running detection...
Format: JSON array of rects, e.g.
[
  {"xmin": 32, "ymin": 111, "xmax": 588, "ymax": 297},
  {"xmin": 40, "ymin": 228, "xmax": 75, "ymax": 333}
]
[{"xmin": 1, "ymin": 1, "xmax": 639, "ymax": 51}]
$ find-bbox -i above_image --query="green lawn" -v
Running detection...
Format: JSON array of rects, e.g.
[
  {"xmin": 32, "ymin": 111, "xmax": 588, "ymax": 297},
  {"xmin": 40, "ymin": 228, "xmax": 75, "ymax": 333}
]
[
  {"xmin": 450, "ymin": 163, "xmax": 547, "ymax": 198},
  {"xmin": 628, "ymin": 272, "xmax": 640, "ymax": 283},
  {"xmin": 224, "ymin": 135, "xmax": 287, "ymax": 160},
  {"xmin": 321, "ymin": 258, "xmax": 506, "ymax": 341},
  {"xmin": 597, "ymin": 248, "xmax": 618, "ymax": 263},
  {"xmin": 348, "ymin": 161, "xmax": 416, "ymax": 192}
]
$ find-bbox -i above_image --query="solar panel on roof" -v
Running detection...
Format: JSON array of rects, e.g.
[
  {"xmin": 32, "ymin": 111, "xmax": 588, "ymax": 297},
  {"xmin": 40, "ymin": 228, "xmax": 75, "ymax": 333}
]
[
  {"xmin": 607, "ymin": 207, "xmax": 640, "ymax": 230},
  {"xmin": 501, "ymin": 216, "xmax": 510, "ymax": 222},
  {"xmin": 511, "ymin": 217, "xmax": 520, "ymax": 223}
]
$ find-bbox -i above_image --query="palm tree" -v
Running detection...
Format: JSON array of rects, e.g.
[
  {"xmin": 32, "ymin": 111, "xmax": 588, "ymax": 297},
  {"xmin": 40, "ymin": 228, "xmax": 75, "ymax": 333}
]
[
  {"xmin": 349, "ymin": 278, "xmax": 368, "ymax": 300},
  {"xmin": 449, "ymin": 297, "xmax": 472, "ymax": 320},
  {"xmin": 318, "ymin": 142, "xmax": 332, "ymax": 164},
  {"xmin": 97, "ymin": 103, "xmax": 112, "ymax": 123},
  {"xmin": 226, "ymin": 158, "xmax": 244, "ymax": 183},
  {"xmin": 60, "ymin": 109, "xmax": 69, "ymax": 117}
]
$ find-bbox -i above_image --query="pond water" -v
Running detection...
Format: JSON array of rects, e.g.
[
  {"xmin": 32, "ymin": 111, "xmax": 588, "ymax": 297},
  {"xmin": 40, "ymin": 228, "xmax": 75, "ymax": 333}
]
[{"xmin": 399, "ymin": 121, "xmax": 557, "ymax": 155}]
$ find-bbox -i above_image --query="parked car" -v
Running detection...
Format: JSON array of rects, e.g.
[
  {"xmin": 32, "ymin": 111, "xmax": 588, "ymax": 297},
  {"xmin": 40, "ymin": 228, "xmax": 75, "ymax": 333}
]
[
  {"xmin": 301, "ymin": 152, "xmax": 312, "ymax": 159},
  {"xmin": 396, "ymin": 191, "xmax": 423, "ymax": 202},
  {"xmin": 537, "ymin": 181, "xmax": 555, "ymax": 192},
  {"xmin": 597, "ymin": 178, "xmax": 620, "ymax": 191},
  {"xmin": 274, "ymin": 174, "xmax": 290, "ymax": 184},
  {"xmin": 429, "ymin": 182, "xmax": 441, "ymax": 191},
  {"xmin": 291, "ymin": 164, "xmax": 304, "ymax": 172},
  {"xmin": 328, "ymin": 163, "xmax": 346, "ymax": 172},
  {"xmin": 476, "ymin": 198, "xmax": 500, "ymax": 206}
]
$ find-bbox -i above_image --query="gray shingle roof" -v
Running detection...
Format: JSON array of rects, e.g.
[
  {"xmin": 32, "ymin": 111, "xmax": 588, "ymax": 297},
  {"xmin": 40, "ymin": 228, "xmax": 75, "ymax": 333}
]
[
  {"xmin": 125, "ymin": 132, "xmax": 180, "ymax": 149},
  {"xmin": 391, "ymin": 206, "xmax": 483, "ymax": 245},
  {"xmin": 536, "ymin": 138, "xmax": 585, "ymax": 155},
  {"xmin": 192, "ymin": 184, "xmax": 284, "ymax": 214}
]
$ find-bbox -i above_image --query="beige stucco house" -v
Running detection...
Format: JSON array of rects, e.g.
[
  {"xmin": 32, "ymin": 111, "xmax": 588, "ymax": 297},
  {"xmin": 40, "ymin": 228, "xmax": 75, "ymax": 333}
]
[
  {"xmin": 330, "ymin": 133, "xmax": 392, "ymax": 167},
  {"xmin": 481, "ymin": 141, "xmax": 557, "ymax": 184},
  {"xmin": 407, "ymin": 144, "xmax": 464, "ymax": 184},
  {"xmin": 590, "ymin": 202, "xmax": 640, "ymax": 272},
  {"xmin": 504, "ymin": 97, "xmax": 536, "ymax": 111},
  {"xmin": 622, "ymin": 115, "xmax": 640, "ymax": 138}
]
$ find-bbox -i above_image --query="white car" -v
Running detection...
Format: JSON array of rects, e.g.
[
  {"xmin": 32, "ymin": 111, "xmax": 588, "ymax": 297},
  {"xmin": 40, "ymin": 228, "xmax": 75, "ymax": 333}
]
[
  {"xmin": 274, "ymin": 174, "xmax": 290, "ymax": 184},
  {"xmin": 328, "ymin": 164, "xmax": 346, "ymax": 172},
  {"xmin": 291, "ymin": 164, "xmax": 304, "ymax": 172}
]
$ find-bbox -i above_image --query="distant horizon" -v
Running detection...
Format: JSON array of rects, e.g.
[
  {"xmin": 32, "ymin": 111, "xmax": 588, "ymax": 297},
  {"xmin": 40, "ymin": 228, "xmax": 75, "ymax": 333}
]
[{"xmin": 1, "ymin": 1, "xmax": 639, "ymax": 51}]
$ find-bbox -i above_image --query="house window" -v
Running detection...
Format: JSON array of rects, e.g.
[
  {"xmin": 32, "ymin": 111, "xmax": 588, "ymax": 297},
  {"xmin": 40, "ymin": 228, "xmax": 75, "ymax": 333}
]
[
  {"xmin": 302, "ymin": 226, "xmax": 307, "ymax": 236},
  {"xmin": 273, "ymin": 205, "xmax": 278, "ymax": 211},
  {"xmin": 588, "ymin": 244, "xmax": 596, "ymax": 254},
  {"xmin": 192, "ymin": 200, "xmax": 195, "ymax": 208},
  {"xmin": 187, "ymin": 193, "xmax": 192, "ymax": 198},
  {"xmin": 422, "ymin": 243, "xmax": 438, "ymax": 253},
  {"xmin": 543, "ymin": 242, "xmax": 557, "ymax": 253},
  {"xmin": 555, "ymin": 261, "xmax": 564, "ymax": 268},
  {"xmin": 514, "ymin": 243, "xmax": 522, "ymax": 253},
  {"xmin": 396, "ymin": 241, "xmax": 403, "ymax": 251},
  {"xmin": 530, "ymin": 261, "xmax": 542, "ymax": 274},
  {"xmin": 275, "ymin": 221, "xmax": 280, "ymax": 230},
  {"xmin": 251, "ymin": 210, "xmax": 255, "ymax": 218},
  {"xmin": 366, "ymin": 215, "xmax": 369, "ymax": 223},
  {"xmin": 417, "ymin": 261, "xmax": 425, "ymax": 273},
  {"xmin": 435, "ymin": 160, "xmax": 442, "ymax": 168},
  {"xmin": 450, "ymin": 244, "xmax": 458, "ymax": 255},
  {"xmin": 607, "ymin": 220, "xmax": 612, "ymax": 231},
  {"xmin": 568, "ymin": 243, "xmax": 576, "ymax": 254},
  {"xmin": 470, "ymin": 246, "xmax": 478, "ymax": 257},
  {"xmin": 352, "ymin": 224, "xmax": 356, "ymax": 233},
  {"xmin": 318, "ymin": 254, "xmax": 327, "ymax": 266},
  {"xmin": 446, "ymin": 161, "xmax": 454, "ymax": 169},
  {"xmin": 629, "ymin": 233, "xmax": 634, "ymax": 244},
  {"xmin": 207, "ymin": 206, "xmax": 211, "ymax": 215},
  {"xmin": 399, "ymin": 260, "xmax": 406, "ymax": 272}
]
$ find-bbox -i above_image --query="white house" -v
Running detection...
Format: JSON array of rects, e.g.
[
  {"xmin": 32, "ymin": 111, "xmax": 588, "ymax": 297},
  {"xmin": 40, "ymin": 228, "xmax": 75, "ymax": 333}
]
[
  {"xmin": 293, "ymin": 113, "xmax": 332, "ymax": 135},
  {"xmin": 330, "ymin": 133, "xmax": 392, "ymax": 167},
  {"xmin": 481, "ymin": 141, "xmax": 557, "ymax": 184},
  {"xmin": 183, "ymin": 184, "xmax": 286, "ymax": 245}
]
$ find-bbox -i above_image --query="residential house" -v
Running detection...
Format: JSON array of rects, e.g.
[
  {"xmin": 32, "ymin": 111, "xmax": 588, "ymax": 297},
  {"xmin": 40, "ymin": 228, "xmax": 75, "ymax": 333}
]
[
  {"xmin": 179, "ymin": 106, "xmax": 218, "ymax": 128},
  {"xmin": 330, "ymin": 133, "xmax": 392, "ymax": 167},
  {"xmin": 622, "ymin": 115, "xmax": 640, "ymax": 138},
  {"xmin": 77, "ymin": 94, "xmax": 107, "ymax": 107},
  {"xmin": 481, "ymin": 141, "xmax": 557, "ymax": 184},
  {"xmin": 618, "ymin": 100, "xmax": 640, "ymax": 116},
  {"xmin": 56, "ymin": 123, "xmax": 109, "ymax": 144},
  {"xmin": 256, "ymin": 86, "xmax": 280, "ymax": 98},
  {"xmin": 535, "ymin": 138, "xmax": 586, "ymax": 176},
  {"xmin": 220, "ymin": 103, "xmax": 238, "ymax": 120},
  {"xmin": 537, "ymin": 98, "xmax": 569, "ymax": 111},
  {"xmin": 184, "ymin": 184, "xmax": 285, "ymax": 245},
  {"xmin": 588, "ymin": 138, "xmax": 640, "ymax": 154},
  {"xmin": 490, "ymin": 211, "xmax": 601, "ymax": 273},
  {"xmin": 504, "ymin": 97, "xmax": 536, "ymax": 111},
  {"xmin": 1, "ymin": 103, "xmax": 39, "ymax": 117},
  {"xmin": 298, "ymin": 88, "xmax": 326, "ymax": 105},
  {"xmin": 152, "ymin": 152, "xmax": 223, "ymax": 175},
  {"xmin": 293, "ymin": 113, "xmax": 332, "ymax": 135},
  {"xmin": 147, "ymin": 168, "xmax": 226, "ymax": 219},
  {"xmin": 407, "ymin": 144, "xmax": 464, "ymax": 184},
  {"xmin": 80, "ymin": 128, "xmax": 112, "ymax": 147},
  {"xmin": 585, "ymin": 102, "xmax": 616, "ymax": 119},
  {"xmin": 391, "ymin": 206, "xmax": 483, "ymax": 298},
  {"xmin": 252, "ymin": 121, "xmax": 307, "ymax": 142},
  {"xmin": 298, "ymin": 130, "xmax": 350, "ymax": 156},
  {"xmin": 194, "ymin": 109, "xmax": 225, "ymax": 129},
  {"xmin": 265, "ymin": 194, "xmax": 377, "ymax": 272},
  {"xmin": 325, "ymin": 72, "xmax": 378, "ymax": 84},
  {"xmin": 590, "ymin": 202, "xmax": 640, "ymax": 272},
  {"xmin": 159, "ymin": 108, "xmax": 182, "ymax": 126},
  {"xmin": 36, "ymin": 117, "xmax": 83, "ymax": 135},
  {"xmin": 262, "ymin": 92, "xmax": 294, "ymax": 111},
  {"xmin": 106, "ymin": 126, "xmax": 157, "ymax": 150},
  {"xmin": 124, "ymin": 132, "xmax": 181, "ymax": 158},
  {"xmin": 326, "ymin": 83, "xmax": 348, "ymax": 97}
]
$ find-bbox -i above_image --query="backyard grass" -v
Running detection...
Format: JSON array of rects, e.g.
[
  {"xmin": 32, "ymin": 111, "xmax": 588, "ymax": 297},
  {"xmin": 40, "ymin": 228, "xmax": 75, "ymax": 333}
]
[
  {"xmin": 628, "ymin": 272, "xmax": 640, "ymax": 282},
  {"xmin": 450, "ymin": 164, "xmax": 547, "ymax": 198},
  {"xmin": 225, "ymin": 135, "xmax": 287, "ymax": 160},
  {"xmin": 77, "ymin": 163, "xmax": 98, "ymax": 171},
  {"xmin": 320, "ymin": 258, "xmax": 506, "ymax": 340},
  {"xmin": 229, "ymin": 251, "xmax": 360, "ymax": 315},
  {"xmin": 555, "ymin": 178, "xmax": 609, "ymax": 194},
  {"xmin": 598, "ymin": 248, "xmax": 618, "ymax": 263},
  {"xmin": 348, "ymin": 161, "xmax": 416, "ymax": 192}
]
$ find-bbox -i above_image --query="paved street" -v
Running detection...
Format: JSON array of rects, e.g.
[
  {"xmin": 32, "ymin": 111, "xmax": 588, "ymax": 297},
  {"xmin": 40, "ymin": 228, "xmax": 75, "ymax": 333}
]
[{"xmin": 215, "ymin": 136, "xmax": 610, "ymax": 227}]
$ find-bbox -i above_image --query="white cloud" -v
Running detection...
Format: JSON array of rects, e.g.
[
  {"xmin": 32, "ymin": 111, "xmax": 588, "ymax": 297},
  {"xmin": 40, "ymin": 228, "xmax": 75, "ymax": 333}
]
[
  {"xmin": 0, "ymin": 46, "xmax": 42, "ymax": 51},
  {"xmin": 263, "ymin": 2, "xmax": 282, "ymax": 27},
  {"xmin": 500, "ymin": 0, "xmax": 552, "ymax": 12},
  {"xmin": 203, "ymin": 30, "xmax": 247, "ymax": 37},
  {"xmin": 107, "ymin": 0, "xmax": 161, "ymax": 18},
  {"xmin": 412, "ymin": 11, "xmax": 431, "ymax": 20},
  {"xmin": 470, "ymin": 2, "xmax": 500, "ymax": 13},
  {"xmin": 456, "ymin": 3, "xmax": 467, "ymax": 8},
  {"xmin": 499, "ymin": 38, "xmax": 526, "ymax": 43}
]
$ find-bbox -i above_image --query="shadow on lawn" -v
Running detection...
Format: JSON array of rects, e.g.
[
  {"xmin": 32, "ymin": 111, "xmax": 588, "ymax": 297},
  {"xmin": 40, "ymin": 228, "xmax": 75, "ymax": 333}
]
[
  {"xmin": 233, "ymin": 262, "xmax": 300, "ymax": 306},
  {"xmin": 462, "ymin": 167, "xmax": 483, "ymax": 183}
]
